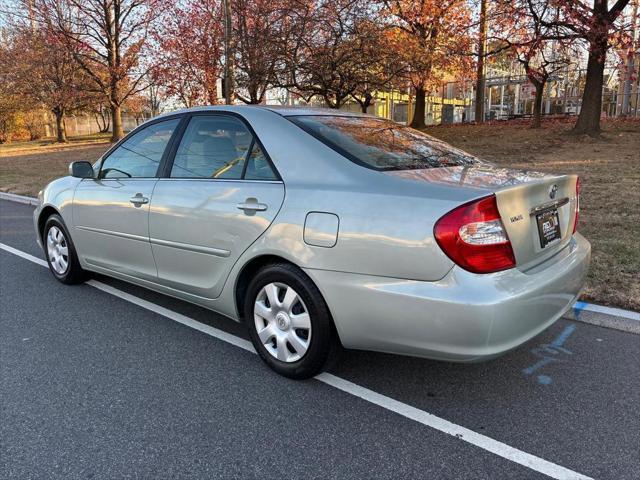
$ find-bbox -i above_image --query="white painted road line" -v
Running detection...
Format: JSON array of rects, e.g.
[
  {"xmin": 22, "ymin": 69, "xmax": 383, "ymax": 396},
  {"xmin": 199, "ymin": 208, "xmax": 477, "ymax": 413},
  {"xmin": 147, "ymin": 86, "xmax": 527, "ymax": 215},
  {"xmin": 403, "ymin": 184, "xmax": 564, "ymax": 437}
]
[
  {"xmin": 0, "ymin": 242, "xmax": 48, "ymax": 267},
  {"xmin": 318, "ymin": 374, "xmax": 592, "ymax": 480},
  {"xmin": 0, "ymin": 242, "xmax": 593, "ymax": 480},
  {"xmin": 87, "ymin": 279, "xmax": 255, "ymax": 353}
]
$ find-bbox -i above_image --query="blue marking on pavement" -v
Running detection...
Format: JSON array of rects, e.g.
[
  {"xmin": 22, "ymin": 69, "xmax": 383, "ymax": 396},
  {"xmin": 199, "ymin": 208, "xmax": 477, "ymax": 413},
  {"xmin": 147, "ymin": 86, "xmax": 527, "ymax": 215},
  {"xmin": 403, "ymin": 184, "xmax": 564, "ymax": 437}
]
[
  {"xmin": 522, "ymin": 357, "xmax": 555, "ymax": 376},
  {"xmin": 522, "ymin": 325, "xmax": 577, "ymax": 385},
  {"xmin": 537, "ymin": 375, "xmax": 552, "ymax": 385},
  {"xmin": 551, "ymin": 324, "xmax": 577, "ymax": 348},
  {"xmin": 573, "ymin": 301, "xmax": 586, "ymax": 319}
]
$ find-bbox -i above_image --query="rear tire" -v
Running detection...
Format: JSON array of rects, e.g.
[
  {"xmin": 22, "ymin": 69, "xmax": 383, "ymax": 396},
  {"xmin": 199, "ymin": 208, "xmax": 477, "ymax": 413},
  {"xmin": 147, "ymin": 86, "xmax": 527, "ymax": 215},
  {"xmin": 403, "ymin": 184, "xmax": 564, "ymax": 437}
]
[
  {"xmin": 244, "ymin": 262, "xmax": 336, "ymax": 379},
  {"xmin": 43, "ymin": 214, "xmax": 87, "ymax": 285}
]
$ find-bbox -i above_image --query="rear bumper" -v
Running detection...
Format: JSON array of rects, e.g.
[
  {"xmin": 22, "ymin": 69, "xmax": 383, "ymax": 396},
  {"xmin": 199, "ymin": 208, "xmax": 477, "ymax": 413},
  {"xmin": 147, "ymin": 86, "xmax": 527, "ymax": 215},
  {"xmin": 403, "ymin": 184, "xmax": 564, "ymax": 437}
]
[{"xmin": 304, "ymin": 233, "xmax": 591, "ymax": 362}]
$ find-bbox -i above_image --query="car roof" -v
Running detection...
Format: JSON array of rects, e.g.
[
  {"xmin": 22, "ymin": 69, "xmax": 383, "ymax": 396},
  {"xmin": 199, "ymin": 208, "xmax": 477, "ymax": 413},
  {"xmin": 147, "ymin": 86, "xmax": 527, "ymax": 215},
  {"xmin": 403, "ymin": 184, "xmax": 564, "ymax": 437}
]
[
  {"xmin": 262, "ymin": 105, "xmax": 366, "ymax": 117},
  {"xmin": 154, "ymin": 104, "xmax": 370, "ymax": 120}
]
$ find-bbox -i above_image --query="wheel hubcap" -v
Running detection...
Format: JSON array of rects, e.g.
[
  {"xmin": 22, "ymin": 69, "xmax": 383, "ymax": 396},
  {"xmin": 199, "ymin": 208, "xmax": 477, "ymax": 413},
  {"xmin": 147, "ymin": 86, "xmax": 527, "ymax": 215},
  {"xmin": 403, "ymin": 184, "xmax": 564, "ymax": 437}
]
[
  {"xmin": 46, "ymin": 226, "xmax": 69, "ymax": 275},
  {"xmin": 254, "ymin": 282, "xmax": 311, "ymax": 363},
  {"xmin": 275, "ymin": 311, "xmax": 290, "ymax": 330}
]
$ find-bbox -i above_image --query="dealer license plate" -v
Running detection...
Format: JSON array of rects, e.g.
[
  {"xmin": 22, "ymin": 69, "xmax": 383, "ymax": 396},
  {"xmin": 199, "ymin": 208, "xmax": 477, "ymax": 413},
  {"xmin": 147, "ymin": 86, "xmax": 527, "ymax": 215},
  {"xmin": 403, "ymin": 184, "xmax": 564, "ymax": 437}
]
[{"xmin": 536, "ymin": 209, "xmax": 561, "ymax": 248}]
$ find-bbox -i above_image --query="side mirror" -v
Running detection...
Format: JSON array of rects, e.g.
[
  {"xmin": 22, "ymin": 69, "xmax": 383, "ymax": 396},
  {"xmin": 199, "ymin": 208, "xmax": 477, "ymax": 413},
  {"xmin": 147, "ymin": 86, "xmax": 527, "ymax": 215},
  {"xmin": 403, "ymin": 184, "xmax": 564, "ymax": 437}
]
[{"xmin": 69, "ymin": 161, "xmax": 94, "ymax": 179}]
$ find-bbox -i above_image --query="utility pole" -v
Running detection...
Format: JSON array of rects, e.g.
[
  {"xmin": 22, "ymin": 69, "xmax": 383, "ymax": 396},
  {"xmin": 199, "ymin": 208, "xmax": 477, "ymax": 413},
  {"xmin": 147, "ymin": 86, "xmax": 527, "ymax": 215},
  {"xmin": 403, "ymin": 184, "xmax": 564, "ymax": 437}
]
[
  {"xmin": 474, "ymin": 0, "xmax": 487, "ymax": 123},
  {"xmin": 622, "ymin": 0, "xmax": 638, "ymax": 115},
  {"xmin": 223, "ymin": 0, "xmax": 234, "ymax": 105}
]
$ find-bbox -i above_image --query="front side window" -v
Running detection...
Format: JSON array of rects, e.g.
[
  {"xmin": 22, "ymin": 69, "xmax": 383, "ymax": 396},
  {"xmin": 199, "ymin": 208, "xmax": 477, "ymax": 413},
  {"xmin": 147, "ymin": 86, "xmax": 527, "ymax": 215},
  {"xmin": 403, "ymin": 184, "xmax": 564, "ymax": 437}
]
[
  {"xmin": 170, "ymin": 116, "xmax": 254, "ymax": 179},
  {"xmin": 289, "ymin": 115, "xmax": 479, "ymax": 171},
  {"xmin": 100, "ymin": 119, "xmax": 179, "ymax": 178}
]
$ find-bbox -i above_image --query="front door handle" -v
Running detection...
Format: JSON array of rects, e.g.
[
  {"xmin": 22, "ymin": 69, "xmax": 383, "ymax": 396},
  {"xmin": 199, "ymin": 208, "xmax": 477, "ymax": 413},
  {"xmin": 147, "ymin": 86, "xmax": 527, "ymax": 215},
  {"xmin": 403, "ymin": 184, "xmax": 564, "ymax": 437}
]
[
  {"xmin": 130, "ymin": 193, "xmax": 149, "ymax": 207},
  {"xmin": 237, "ymin": 198, "xmax": 267, "ymax": 212}
]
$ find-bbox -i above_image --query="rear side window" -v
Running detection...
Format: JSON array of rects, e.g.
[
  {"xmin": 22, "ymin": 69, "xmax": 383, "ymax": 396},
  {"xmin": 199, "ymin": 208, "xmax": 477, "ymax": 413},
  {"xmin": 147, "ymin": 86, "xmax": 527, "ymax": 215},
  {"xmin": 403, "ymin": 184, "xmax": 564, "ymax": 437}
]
[
  {"xmin": 244, "ymin": 143, "xmax": 278, "ymax": 180},
  {"xmin": 289, "ymin": 115, "xmax": 478, "ymax": 171},
  {"xmin": 100, "ymin": 119, "xmax": 179, "ymax": 178},
  {"xmin": 170, "ymin": 116, "xmax": 252, "ymax": 179}
]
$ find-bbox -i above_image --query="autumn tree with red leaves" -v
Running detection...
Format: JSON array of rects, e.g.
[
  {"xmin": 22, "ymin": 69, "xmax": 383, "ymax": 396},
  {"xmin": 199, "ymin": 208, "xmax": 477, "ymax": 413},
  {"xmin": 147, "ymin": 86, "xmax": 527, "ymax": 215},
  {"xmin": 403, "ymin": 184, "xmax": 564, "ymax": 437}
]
[
  {"xmin": 1, "ymin": 18, "xmax": 96, "ymax": 142},
  {"xmin": 348, "ymin": 22, "xmax": 408, "ymax": 113},
  {"xmin": 35, "ymin": 0, "xmax": 164, "ymax": 141},
  {"xmin": 279, "ymin": 0, "xmax": 388, "ymax": 109},
  {"xmin": 495, "ymin": 1, "xmax": 578, "ymax": 128},
  {"xmin": 153, "ymin": 0, "xmax": 222, "ymax": 108},
  {"xmin": 548, "ymin": 0, "xmax": 632, "ymax": 134},
  {"xmin": 153, "ymin": 0, "xmax": 288, "ymax": 106},
  {"xmin": 384, "ymin": 0, "xmax": 473, "ymax": 129},
  {"xmin": 232, "ymin": 0, "xmax": 289, "ymax": 104}
]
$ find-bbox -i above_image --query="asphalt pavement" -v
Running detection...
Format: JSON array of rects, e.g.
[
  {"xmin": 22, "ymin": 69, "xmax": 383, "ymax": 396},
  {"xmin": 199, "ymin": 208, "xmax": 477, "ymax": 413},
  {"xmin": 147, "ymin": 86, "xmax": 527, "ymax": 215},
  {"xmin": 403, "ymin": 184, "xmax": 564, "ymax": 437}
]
[{"xmin": 1, "ymin": 198, "xmax": 638, "ymax": 479}]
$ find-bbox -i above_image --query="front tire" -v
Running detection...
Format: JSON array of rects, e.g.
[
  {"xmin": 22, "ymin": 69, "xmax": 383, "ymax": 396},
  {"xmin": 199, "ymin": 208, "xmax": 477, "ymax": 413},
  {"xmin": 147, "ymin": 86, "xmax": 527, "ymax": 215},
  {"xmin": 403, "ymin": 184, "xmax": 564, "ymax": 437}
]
[
  {"xmin": 43, "ymin": 214, "xmax": 87, "ymax": 284},
  {"xmin": 244, "ymin": 263, "xmax": 336, "ymax": 379}
]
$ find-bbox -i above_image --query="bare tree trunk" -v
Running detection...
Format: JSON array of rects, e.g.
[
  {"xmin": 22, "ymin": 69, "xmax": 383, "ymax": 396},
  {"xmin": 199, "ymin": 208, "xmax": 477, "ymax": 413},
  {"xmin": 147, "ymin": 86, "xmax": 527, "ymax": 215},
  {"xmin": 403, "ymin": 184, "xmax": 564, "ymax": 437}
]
[
  {"xmin": 149, "ymin": 86, "xmax": 160, "ymax": 117},
  {"xmin": 54, "ymin": 109, "xmax": 67, "ymax": 143},
  {"xmin": 95, "ymin": 108, "xmax": 110, "ymax": 133},
  {"xmin": 109, "ymin": 70, "xmax": 124, "ymax": 140},
  {"xmin": 111, "ymin": 104, "xmax": 124, "ymax": 141},
  {"xmin": 249, "ymin": 86, "xmax": 261, "ymax": 104},
  {"xmin": 104, "ymin": 110, "xmax": 111, "ymax": 133},
  {"xmin": 531, "ymin": 81, "xmax": 545, "ymax": 128},
  {"xmin": 474, "ymin": 0, "xmax": 487, "ymax": 123},
  {"xmin": 206, "ymin": 86, "xmax": 218, "ymax": 105},
  {"xmin": 410, "ymin": 86, "xmax": 426, "ymax": 129},
  {"xmin": 360, "ymin": 92, "xmax": 372, "ymax": 113},
  {"xmin": 573, "ymin": 37, "xmax": 608, "ymax": 135}
]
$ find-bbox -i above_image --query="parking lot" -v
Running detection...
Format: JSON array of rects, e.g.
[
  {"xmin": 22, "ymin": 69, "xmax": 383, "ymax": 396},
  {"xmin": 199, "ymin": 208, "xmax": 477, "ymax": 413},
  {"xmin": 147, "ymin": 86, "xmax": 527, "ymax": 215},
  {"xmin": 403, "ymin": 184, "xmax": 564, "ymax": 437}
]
[{"xmin": 1, "ymin": 198, "xmax": 639, "ymax": 479}]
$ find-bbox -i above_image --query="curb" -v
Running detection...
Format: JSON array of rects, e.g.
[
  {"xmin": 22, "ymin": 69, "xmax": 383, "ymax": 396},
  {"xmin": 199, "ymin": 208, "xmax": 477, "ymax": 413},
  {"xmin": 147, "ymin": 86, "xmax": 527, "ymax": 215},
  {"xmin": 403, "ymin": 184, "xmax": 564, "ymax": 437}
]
[
  {"xmin": 0, "ymin": 140, "xmax": 110, "ymax": 157},
  {"xmin": 1, "ymin": 192, "xmax": 638, "ymax": 334},
  {"xmin": 0, "ymin": 191, "xmax": 39, "ymax": 206},
  {"xmin": 573, "ymin": 301, "xmax": 640, "ymax": 322},
  {"xmin": 563, "ymin": 306, "xmax": 640, "ymax": 335}
]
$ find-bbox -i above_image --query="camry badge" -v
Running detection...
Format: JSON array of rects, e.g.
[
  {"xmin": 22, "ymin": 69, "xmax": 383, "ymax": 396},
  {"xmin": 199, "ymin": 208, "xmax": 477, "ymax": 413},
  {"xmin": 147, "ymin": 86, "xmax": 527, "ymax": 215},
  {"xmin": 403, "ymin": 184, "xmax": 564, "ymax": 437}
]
[{"xmin": 549, "ymin": 184, "xmax": 558, "ymax": 199}]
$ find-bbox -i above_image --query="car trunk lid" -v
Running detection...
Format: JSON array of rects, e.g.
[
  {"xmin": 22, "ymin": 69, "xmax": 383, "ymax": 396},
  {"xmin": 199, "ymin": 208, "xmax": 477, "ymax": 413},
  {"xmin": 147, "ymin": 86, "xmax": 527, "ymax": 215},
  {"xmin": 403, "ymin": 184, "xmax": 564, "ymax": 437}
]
[
  {"xmin": 494, "ymin": 174, "xmax": 578, "ymax": 270},
  {"xmin": 387, "ymin": 164, "xmax": 579, "ymax": 271}
]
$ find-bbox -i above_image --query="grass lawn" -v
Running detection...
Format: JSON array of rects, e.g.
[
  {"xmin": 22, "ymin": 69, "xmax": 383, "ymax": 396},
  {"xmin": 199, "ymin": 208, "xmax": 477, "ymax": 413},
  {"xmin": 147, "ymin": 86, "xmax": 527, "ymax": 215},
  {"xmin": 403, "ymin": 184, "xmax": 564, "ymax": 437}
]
[
  {"xmin": 0, "ymin": 132, "xmax": 112, "ymax": 154},
  {"xmin": 0, "ymin": 118, "xmax": 637, "ymax": 311},
  {"xmin": 0, "ymin": 143, "xmax": 111, "ymax": 197}
]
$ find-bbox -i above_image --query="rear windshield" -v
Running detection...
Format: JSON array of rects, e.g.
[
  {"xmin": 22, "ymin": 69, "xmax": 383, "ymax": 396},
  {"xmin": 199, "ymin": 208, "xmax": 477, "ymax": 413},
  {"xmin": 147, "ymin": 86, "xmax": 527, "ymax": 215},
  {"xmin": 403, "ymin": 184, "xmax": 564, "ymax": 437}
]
[{"xmin": 289, "ymin": 115, "xmax": 478, "ymax": 171}]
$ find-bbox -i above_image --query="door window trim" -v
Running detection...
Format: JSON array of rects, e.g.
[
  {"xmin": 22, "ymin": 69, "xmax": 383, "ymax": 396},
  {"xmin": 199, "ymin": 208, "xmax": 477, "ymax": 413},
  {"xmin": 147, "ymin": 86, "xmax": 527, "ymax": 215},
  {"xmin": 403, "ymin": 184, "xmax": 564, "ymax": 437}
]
[
  {"xmin": 95, "ymin": 114, "xmax": 188, "ymax": 180},
  {"xmin": 160, "ymin": 111, "xmax": 282, "ymax": 182}
]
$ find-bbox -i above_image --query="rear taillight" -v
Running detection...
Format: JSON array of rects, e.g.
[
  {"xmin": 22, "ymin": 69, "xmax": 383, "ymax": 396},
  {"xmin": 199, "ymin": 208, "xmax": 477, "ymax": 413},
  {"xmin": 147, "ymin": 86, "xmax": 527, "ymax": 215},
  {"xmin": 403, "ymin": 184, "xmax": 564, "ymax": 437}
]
[
  {"xmin": 572, "ymin": 176, "xmax": 581, "ymax": 234},
  {"xmin": 434, "ymin": 195, "xmax": 516, "ymax": 274}
]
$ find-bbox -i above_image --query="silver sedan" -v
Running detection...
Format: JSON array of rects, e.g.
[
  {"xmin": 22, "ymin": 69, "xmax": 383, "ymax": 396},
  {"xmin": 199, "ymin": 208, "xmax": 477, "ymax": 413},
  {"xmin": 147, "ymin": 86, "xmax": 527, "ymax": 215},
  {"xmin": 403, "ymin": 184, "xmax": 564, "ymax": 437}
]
[{"xmin": 34, "ymin": 106, "xmax": 591, "ymax": 379}]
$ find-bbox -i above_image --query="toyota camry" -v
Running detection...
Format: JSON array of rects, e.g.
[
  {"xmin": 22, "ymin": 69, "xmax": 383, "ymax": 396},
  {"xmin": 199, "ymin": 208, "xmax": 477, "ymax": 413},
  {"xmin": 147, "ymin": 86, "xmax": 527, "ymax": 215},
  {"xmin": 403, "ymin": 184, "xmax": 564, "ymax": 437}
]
[{"xmin": 34, "ymin": 106, "xmax": 591, "ymax": 379}]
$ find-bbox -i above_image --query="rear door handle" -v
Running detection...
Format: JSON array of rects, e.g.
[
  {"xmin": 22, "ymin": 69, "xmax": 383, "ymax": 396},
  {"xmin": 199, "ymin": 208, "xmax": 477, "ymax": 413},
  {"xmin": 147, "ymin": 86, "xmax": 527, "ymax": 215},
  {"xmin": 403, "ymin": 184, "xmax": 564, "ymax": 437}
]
[
  {"xmin": 237, "ymin": 198, "xmax": 267, "ymax": 212},
  {"xmin": 130, "ymin": 193, "xmax": 149, "ymax": 206}
]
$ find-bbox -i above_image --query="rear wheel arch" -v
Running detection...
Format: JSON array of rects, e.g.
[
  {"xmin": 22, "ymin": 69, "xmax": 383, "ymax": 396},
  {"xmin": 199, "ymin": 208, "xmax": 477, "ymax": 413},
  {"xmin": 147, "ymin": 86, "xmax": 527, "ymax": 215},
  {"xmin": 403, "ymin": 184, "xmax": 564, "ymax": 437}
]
[{"xmin": 235, "ymin": 255, "xmax": 294, "ymax": 320}]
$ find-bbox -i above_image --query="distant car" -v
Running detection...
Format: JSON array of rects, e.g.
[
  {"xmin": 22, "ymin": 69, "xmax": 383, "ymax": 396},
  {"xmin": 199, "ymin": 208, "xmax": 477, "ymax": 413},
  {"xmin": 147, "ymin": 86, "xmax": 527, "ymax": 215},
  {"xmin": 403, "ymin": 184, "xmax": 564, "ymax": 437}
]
[{"xmin": 34, "ymin": 106, "xmax": 590, "ymax": 379}]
